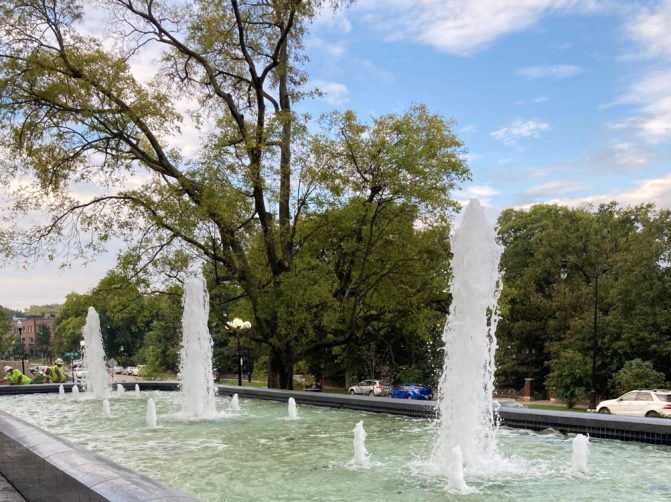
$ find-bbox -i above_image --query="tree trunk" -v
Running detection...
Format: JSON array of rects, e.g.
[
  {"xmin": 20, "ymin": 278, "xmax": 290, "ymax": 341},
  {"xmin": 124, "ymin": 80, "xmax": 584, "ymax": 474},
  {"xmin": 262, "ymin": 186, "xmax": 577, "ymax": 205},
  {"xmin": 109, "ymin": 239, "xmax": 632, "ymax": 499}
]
[{"xmin": 267, "ymin": 345, "xmax": 294, "ymax": 389}]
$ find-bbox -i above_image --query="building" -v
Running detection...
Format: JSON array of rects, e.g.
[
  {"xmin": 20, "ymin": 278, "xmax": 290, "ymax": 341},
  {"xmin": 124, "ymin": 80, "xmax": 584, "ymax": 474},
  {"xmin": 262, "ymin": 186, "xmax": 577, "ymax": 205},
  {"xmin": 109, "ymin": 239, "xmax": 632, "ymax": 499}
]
[{"xmin": 10, "ymin": 314, "xmax": 57, "ymax": 356}]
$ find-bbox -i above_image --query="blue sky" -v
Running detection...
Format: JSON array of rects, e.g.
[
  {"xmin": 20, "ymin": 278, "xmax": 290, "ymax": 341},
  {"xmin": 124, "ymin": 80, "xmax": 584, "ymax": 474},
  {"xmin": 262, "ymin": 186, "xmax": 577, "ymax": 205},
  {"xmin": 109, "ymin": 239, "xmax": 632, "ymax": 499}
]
[
  {"xmin": 301, "ymin": 0, "xmax": 671, "ymax": 210},
  {"xmin": 3, "ymin": 0, "xmax": 671, "ymax": 310}
]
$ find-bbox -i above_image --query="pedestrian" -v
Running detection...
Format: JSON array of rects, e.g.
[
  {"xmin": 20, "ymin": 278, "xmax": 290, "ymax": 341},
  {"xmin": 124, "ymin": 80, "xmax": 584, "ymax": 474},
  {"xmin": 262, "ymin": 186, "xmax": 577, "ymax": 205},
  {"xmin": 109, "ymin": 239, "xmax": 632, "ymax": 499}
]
[
  {"xmin": 2, "ymin": 365, "xmax": 32, "ymax": 385},
  {"xmin": 46, "ymin": 358, "xmax": 67, "ymax": 383}
]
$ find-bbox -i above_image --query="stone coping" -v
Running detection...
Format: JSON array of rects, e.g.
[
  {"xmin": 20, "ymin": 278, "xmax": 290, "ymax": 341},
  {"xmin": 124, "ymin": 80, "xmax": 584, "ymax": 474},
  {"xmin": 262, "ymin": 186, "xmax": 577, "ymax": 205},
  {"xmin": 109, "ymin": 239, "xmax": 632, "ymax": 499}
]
[{"xmin": 0, "ymin": 408, "xmax": 197, "ymax": 501}]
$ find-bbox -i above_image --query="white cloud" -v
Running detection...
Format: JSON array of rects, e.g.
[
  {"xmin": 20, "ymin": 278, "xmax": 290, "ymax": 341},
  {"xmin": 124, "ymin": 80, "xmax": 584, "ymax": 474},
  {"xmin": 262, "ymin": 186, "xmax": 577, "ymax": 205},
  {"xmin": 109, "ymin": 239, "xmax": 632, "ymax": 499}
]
[
  {"xmin": 309, "ymin": 80, "xmax": 349, "ymax": 105},
  {"xmin": 491, "ymin": 119, "xmax": 549, "ymax": 147},
  {"xmin": 524, "ymin": 180, "xmax": 589, "ymax": 197},
  {"xmin": 625, "ymin": 1, "xmax": 671, "ymax": 60},
  {"xmin": 585, "ymin": 142, "xmax": 651, "ymax": 172},
  {"xmin": 516, "ymin": 64, "xmax": 582, "ymax": 79},
  {"xmin": 352, "ymin": 0, "xmax": 607, "ymax": 55}
]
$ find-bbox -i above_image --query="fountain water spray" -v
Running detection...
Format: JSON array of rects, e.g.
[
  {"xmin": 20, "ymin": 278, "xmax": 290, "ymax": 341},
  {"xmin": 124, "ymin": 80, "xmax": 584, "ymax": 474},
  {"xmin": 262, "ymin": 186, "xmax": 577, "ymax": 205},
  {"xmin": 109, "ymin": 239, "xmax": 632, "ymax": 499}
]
[
  {"xmin": 446, "ymin": 445, "xmax": 473, "ymax": 494},
  {"xmin": 432, "ymin": 199, "xmax": 504, "ymax": 478},
  {"xmin": 351, "ymin": 421, "xmax": 370, "ymax": 467},
  {"xmin": 102, "ymin": 399, "xmax": 111, "ymax": 418},
  {"xmin": 82, "ymin": 307, "xmax": 110, "ymax": 399},
  {"xmin": 178, "ymin": 274, "xmax": 217, "ymax": 418},
  {"xmin": 116, "ymin": 384, "xmax": 125, "ymax": 395},
  {"xmin": 570, "ymin": 434, "xmax": 590, "ymax": 474},
  {"xmin": 288, "ymin": 397, "xmax": 298, "ymax": 420},
  {"xmin": 58, "ymin": 385, "xmax": 64, "ymax": 399},
  {"xmin": 230, "ymin": 394, "xmax": 240, "ymax": 412},
  {"xmin": 146, "ymin": 398, "xmax": 158, "ymax": 428},
  {"xmin": 135, "ymin": 384, "xmax": 141, "ymax": 398},
  {"xmin": 71, "ymin": 385, "xmax": 80, "ymax": 400}
]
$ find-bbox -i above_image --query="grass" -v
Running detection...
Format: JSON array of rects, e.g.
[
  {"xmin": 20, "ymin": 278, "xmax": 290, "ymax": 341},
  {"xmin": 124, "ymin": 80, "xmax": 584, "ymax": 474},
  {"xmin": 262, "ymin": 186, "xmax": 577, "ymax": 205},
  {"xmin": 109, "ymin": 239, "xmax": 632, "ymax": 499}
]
[{"xmin": 526, "ymin": 403, "xmax": 588, "ymax": 413}]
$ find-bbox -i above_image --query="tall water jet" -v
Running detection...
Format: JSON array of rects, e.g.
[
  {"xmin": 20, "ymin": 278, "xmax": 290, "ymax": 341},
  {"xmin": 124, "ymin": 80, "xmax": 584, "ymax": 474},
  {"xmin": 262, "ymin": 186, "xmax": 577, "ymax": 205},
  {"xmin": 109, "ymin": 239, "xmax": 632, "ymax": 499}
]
[
  {"xmin": 230, "ymin": 394, "xmax": 240, "ymax": 412},
  {"xmin": 146, "ymin": 398, "xmax": 158, "ymax": 428},
  {"xmin": 178, "ymin": 274, "xmax": 217, "ymax": 418},
  {"xmin": 102, "ymin": 399, "xmax": 111, "ymax": 418},
  {"xmin": 351, "ymin": 421, "xmax": 370, "ymax": 467},
  {"xmin": 288, "ymin": 397, "xmax": 298, "ymax": 420},
  {"xmin": 446, "ymin": 445, "xmax": 473, "ymax": 494},
  {"xmin": 432, "ymin": 199, "xmax": 503, "ymax": 474},
  {"xmin": 82, "ymin": 307, "xmax": 109, "ymax": 399},
  {"xmin": 570, "ymin": 434, "xmax": 590, "ymax": 474}
]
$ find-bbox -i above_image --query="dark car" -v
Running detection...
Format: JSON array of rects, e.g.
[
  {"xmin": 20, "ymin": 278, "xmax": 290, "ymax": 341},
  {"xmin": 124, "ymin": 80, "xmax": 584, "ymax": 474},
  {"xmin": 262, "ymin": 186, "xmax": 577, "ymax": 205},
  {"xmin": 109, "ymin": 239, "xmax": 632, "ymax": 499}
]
[{"xmin": 389, "ymin": 383, "xmax": 433, "ymax": 400}]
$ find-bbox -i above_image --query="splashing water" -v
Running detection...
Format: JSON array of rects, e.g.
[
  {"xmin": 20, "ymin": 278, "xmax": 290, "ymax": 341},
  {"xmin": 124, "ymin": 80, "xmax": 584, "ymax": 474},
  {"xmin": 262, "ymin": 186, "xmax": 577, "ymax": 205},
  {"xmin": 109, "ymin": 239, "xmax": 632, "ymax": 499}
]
[
  {"xmin": 116, "ymin": 384, "xmax": 125, "ymax": 395},
  {"xmin": 58, "ymin": 385, "xmax": 65, "ymax": 399},
  {"xmin": 102, "ymin": 399, "xmax": 111, "ymax": 418},
  {"xmin": 288, "ymin": 397, "xmax": 298, "ymax": 420},
  {"xmin": 351, "ymin": 420, "xmax": 370, "ymax": 467},
  {"xmin": 82, "ymin": 307, "xmax": 109, "ymax": 399},
  {"xmin": 230, "ymin": 394, "xmax": 240, "ymax": 412},
  {"xmin": 446, "ymin": 444, "xmax": 474, "ymax": 494},
  {"xmin": 135, "ymin": 384, "xmax": 141, "ymax": 398},
  {"xmin": 570, "ymin": 434, "xmax": 590, "ymax": 474},
  {"xmin": 178, "ymin": 274, "xmax": 217, "ymax": 419},
  {"xmin": 72, "ymin": 385, "xmax": 80, "ymax": 400},
  {"xmin": 432, "ymin": 199, "xmax": 504, "ymax": 476},
  {"xmin": 146, "ymin": 398, "xmax": 158, "ymax": 428}
]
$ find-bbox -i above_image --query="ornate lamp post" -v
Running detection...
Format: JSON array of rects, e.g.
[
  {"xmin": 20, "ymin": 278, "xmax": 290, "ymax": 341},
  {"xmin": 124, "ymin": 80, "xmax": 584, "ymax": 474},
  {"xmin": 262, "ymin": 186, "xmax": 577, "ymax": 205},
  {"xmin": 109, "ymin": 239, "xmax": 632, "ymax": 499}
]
[
  {"xmin": 560, "ymin": 260, "xmax": 606, "ymax": 411},
  {"xmin": 226, "ymin": 318, "xmax": 251, "ymax": 386}
]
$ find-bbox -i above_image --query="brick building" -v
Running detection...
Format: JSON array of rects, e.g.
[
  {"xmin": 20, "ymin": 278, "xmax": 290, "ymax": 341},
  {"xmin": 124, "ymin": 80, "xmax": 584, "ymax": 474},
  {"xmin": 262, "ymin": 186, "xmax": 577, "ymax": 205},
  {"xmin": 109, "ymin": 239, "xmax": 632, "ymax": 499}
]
[{"xmin": 10, "ymin": 314, "xmax": 57, "ymax": 356}]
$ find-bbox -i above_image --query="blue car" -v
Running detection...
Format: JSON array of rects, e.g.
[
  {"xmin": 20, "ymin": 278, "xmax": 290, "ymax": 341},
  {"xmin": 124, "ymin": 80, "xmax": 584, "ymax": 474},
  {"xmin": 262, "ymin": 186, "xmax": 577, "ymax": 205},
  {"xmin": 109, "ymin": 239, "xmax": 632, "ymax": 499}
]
[{"xmin": 389, "ymin": 383, "xmax": 433, "ymax": 400}]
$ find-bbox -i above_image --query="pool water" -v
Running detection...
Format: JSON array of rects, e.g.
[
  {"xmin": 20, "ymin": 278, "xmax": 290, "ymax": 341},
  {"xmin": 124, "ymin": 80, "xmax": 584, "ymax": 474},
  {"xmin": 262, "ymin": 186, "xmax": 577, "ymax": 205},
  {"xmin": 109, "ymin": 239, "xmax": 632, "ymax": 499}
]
[{"xmin": 1, "ymin": 391, "xmax": 670, "ymax": 501}]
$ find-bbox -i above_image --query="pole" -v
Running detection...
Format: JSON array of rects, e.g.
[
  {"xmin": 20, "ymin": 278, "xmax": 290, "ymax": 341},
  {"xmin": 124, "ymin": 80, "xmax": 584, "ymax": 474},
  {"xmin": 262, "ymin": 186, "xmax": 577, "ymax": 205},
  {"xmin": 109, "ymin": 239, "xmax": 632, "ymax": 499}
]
[
  {"xmin": 236, "ymin": 330, "xmax": 242, "ymax": 387},
  {"xmin": 590, "ymin": 272, "xmax": 599, "ymax": 411}
]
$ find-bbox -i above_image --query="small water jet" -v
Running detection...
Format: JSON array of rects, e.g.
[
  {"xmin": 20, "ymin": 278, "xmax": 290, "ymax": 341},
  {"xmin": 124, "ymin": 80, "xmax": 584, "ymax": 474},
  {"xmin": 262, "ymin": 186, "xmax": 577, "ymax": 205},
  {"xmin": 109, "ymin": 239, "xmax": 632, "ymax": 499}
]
[
  {"xmin": 287, "ymin": 397, "xmax": 298, "ymax": 420},
  {"xmin": 570, "ymin": 434, "xmax": 589, "ymax": 474},
  {"xmin": 230, "ymin": 394, "xmax": 240, "ymax": 412},
  {"xmin": 81, "ymin": 307, "xmax": 109, "ymax": 399},
  {"xmin": 350, "ymin": 420, "xmax": 370, "ymax": 467},
  {"xmin": 102, "ymin": 399, "xmax": 111, "ymax": 418},
  {"xmin": 177, "ymin": 274, "xmax": 217, "ymax": 419},
  {"xmin": 135, "ymin": 384, "xmax": 141, "ymax": 397},
  {"xmin": 117, "ymin": 384, "xmax": 125, "ymax": 395},
  {"xmin": 72, "ymin": 385, "xmax": 80, "ymax": 400},
  {"xmin": 58, "ymin": 385, "xmax": 64, "ymax": 399},
  {"xmin": 146, "ymin": 398, "xmax": 158, "ymax": 428}
]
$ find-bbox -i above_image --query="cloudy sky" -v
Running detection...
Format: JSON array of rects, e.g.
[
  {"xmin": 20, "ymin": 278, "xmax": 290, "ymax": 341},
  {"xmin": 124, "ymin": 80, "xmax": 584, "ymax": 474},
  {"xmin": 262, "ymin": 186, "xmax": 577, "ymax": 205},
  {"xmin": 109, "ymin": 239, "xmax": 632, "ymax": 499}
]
[{"xmin": 2, "ymin": 0, "xmax": 671, "ymax": 310}]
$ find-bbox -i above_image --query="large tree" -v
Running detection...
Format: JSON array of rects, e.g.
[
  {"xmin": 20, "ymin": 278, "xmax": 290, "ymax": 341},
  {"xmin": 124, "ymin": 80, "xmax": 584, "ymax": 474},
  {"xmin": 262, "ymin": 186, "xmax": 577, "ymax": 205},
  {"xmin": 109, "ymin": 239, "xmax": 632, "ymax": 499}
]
[{"xmin": 0, "ymin": 1, "xmax": 468, "ymax": 387}]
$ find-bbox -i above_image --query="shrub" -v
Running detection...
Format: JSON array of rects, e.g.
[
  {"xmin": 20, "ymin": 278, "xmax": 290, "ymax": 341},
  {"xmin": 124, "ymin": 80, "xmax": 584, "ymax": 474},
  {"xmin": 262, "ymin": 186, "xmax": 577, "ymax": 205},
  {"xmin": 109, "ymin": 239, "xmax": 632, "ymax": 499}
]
[{"xmin": 611, "ymin": 359, "xmax": 665, "ymax": 394}]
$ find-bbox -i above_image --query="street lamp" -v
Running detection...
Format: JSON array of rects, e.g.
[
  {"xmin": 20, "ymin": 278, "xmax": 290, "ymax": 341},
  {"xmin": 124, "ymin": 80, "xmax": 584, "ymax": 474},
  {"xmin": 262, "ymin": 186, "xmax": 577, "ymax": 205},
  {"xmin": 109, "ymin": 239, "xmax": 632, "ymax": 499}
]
[
  {"xmin": 560, "ymin": 259, "xmax": 606, "ymax": 411},
  {"xmin": 226, "ymin": 318, "xmax": 251, "ymax": 386},
  {"xmin": 16, "ymin": 320, "xmax": 25, "ymax": 374}
]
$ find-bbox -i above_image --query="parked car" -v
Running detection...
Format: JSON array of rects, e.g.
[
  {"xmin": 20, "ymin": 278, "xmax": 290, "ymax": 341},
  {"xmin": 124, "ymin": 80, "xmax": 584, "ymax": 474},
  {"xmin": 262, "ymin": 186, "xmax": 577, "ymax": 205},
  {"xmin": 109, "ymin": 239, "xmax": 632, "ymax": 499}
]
[
  {"xmin": 112, "ymin": 366, "xmax": 124, "ymax": 375},
  {"xmin": 493, "ymin": 399, "xmax": 526, "ymax": 410},
  {"xmin": 389, "ymin": 383, "xmax": 433, "ymax": 400},
  {"xmin": 348, "ymin": 379, "xmax": 390, "ymax": 397},
  {"xmin": 597, "ymin": 389, "xmax": 671, "ymax": 418},
  {"xmin": 123, "ymin": 366, "xmax": 138, "ymax": 376}
]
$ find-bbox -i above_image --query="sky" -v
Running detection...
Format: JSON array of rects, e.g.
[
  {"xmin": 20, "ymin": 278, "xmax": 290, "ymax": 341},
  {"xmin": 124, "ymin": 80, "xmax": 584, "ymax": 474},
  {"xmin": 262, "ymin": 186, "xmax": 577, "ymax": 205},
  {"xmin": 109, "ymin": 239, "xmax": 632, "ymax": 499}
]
[{"xmin": 2, "ymin": 0, "xmax": 671, "ymax": 310}]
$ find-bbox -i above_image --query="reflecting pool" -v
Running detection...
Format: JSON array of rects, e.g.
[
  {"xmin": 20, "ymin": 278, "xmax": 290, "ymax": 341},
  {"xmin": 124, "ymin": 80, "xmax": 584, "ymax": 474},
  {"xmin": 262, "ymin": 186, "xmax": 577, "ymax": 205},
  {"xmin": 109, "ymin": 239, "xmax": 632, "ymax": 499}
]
[{"xmin": 1, "ymin": 391, "xmax": 670, "ymax": 501}]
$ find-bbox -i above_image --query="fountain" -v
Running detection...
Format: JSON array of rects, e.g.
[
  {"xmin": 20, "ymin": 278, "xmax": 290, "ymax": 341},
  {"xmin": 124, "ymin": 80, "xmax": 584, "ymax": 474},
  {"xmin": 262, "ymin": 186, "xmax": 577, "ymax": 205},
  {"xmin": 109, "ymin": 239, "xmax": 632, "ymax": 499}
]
[
  {"xmin": 81, "ymin": 307, "xmax": 110, "ymax": 399},
  {"xmin": 116, "ymin": 384, "xmax": 125, "ymax": 395},
  {"xmin": 230, "ymin": 393, "xmax": 240, "ymax": 412},
  {"xmin": 287, "ymin": 397, "xmax": 298, "ymax": 420},
  {"xmin": 430, "ymin": 199, "xmax": 505, "ymax": 486},
  {"xmin": 58, "ymin": 385, "xmax": 64, "ymax": 399},
  {"xmin": 178, "ymin": 274, "xmax": 217, "ymax": 419},
  {"xmin": 102, "ymin": 399, "xmax": 111, "ymax": 418},
  {"xmin": 71, "ymin": 385, "xmax": 79, "ymax": 400},
  {"xmin": 570, "ymin": 434, "xmax": 590, "ymax": 474},
  {"xmin": 350, "ymin": 420, "xmax": 369, "ymax": 467},
  {"xmin": 135, "ymin": 384, "xmax": 141, "ymax": 397},
  {"xmin": 146, "ymin": 398, "xmax": 158, "ymax": 428}
]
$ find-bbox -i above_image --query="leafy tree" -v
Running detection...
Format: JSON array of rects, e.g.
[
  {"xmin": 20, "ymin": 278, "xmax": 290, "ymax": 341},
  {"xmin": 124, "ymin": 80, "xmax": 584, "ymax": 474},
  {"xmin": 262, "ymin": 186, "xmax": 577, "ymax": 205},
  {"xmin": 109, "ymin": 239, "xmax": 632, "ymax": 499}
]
[
  {"xmin": 0, "ymin": 1, "xmax": 468, "ymax": 388},
  {"xmin": 611, "ymin": 359, "xmax": 666, "ymax": 395},
  {"xmin": 0, "ymin": 309, "xmax": 16, "ymax": 356},
  {"xmin": 34, "ymin": 324, "xmax": 52, "ymax": 357},
  {"xmin": 545, "ymin": 350, "xmax": 589, "ymax": 408}
]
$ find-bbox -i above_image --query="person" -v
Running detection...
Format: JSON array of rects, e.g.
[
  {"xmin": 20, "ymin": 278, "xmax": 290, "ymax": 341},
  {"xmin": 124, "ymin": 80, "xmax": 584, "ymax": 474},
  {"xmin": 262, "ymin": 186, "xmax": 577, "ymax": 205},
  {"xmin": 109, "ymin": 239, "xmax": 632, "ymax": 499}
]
[
  {"xmin": 46, "ymin": 358, "xmax": 67, "ymax": 383},
  {"xmin": 2, "ymin": 365, "xmax": 32, "ymax": 385}
]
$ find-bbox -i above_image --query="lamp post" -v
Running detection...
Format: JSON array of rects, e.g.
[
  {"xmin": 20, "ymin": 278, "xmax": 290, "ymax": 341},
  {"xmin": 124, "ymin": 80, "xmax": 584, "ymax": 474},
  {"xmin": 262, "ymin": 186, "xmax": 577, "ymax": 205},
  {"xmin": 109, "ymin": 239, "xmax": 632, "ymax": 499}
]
[
  {"xmin": 560, "ymin": 260, "xmax": 606, "ymax": 411},
  {"xmin": 16, "ymin": 320, "xmax": 25, "ymax": 374},
  {"xmin": 226, "ymin": 318, "xmax": 251, "ymax": 386}
]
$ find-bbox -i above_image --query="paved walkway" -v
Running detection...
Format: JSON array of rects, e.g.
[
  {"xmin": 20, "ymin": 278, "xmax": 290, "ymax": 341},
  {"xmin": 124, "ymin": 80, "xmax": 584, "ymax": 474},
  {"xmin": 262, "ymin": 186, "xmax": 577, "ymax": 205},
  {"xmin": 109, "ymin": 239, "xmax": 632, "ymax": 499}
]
[{"xmin": 0, "ymin": 474, "xmax": 25, "ymax": 502}]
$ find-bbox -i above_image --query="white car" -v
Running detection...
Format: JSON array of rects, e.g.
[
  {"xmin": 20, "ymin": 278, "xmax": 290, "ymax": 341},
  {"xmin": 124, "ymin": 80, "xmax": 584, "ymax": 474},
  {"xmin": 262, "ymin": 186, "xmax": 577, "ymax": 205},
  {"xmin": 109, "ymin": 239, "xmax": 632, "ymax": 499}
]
[
  {"xmin": 348, "ymin": 379, "xmax": 390, "ymax": 397},
  {"xmin": 597, "ymin": 389, "xmax": 671, "ymax": 418}
]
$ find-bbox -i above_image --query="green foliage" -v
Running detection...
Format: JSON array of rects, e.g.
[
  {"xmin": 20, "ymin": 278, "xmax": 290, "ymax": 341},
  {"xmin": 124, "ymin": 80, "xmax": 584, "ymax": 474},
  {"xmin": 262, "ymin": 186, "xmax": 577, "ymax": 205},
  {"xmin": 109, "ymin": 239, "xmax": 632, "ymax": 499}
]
[
  {"xmin": 611, "ymin": 359, "xmax": 666, "ymax": 394},
  {"xmin": 0, "ymin": 309, "xmax": 15, "ymax": 356},
  {"xmin": 545, "ymin": 350, "xmax": 590, "ymax": 408},
  {"xmin": 34, "ymin": 325, "xmax": 52, "ymax": 356}
]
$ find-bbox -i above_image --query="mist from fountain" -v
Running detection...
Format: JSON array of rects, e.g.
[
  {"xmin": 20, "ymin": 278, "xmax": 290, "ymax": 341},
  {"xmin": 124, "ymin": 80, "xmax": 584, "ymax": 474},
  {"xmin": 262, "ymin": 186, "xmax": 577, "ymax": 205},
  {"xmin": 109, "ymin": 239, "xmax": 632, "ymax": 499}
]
[
  {"xmin": 82, "ymin": 307, "xmax": 109, "ymax": 399},
  {"xmin": 431, "ymin": 199, "xmax": 505, "ymax": 483},
  {"xmin": 288, "ymin": 397, "xmax": 298, "ymax": 420},
  {"xmin": 178, "ymin": 274, "xmax": 217, "ymax": 419}
]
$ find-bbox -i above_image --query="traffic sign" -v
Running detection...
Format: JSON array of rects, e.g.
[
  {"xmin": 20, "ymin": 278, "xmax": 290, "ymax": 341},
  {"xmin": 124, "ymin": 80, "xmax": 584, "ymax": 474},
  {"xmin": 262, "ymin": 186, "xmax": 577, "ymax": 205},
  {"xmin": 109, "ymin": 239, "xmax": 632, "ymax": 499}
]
[{"xmin": 63, "ymin": 351, "xmax": 81, "ymax": 358}]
